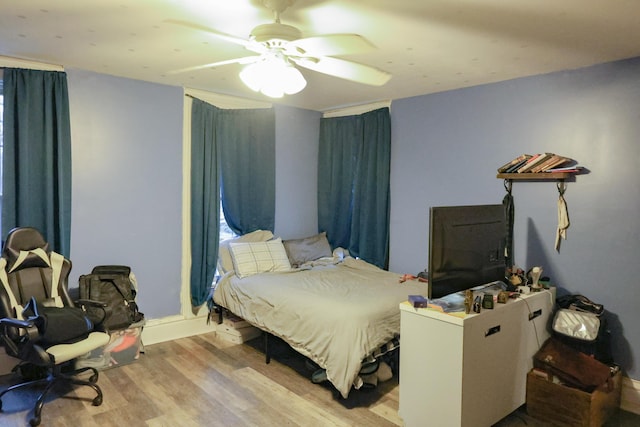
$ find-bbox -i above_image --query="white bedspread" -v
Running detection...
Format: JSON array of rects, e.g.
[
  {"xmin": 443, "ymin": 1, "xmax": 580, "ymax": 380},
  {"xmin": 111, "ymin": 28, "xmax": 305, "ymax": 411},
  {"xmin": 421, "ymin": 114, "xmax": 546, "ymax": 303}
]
[{"xmin": 213, "ymin": 254, "xmax": 427, "ymax": 398}]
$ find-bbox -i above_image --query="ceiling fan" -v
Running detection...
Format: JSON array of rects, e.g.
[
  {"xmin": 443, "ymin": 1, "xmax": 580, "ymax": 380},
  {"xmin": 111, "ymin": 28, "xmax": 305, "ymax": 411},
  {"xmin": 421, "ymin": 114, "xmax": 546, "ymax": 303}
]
[{"xmin": 167, "ymin": 0, "xmax": 391, "ymax": 98}]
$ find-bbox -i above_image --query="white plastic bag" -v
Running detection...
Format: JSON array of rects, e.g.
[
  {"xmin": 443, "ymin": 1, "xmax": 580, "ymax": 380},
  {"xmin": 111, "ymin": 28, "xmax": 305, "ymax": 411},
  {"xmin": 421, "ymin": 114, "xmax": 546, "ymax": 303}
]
[{"xmin": 552, "ymin": 308, "xmax": 600, "ymax": 342}]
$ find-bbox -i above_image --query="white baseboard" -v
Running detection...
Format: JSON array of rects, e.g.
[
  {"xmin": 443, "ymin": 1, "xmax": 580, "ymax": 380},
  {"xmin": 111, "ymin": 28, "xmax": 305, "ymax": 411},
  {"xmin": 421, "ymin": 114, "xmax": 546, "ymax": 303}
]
[
  {"xmin": 140, "ymin": 314, "xmax": 216, "ymax": 346},
  {"xmin": 621, "ymin": 376, "xmax": 640, "ymax": 415}
]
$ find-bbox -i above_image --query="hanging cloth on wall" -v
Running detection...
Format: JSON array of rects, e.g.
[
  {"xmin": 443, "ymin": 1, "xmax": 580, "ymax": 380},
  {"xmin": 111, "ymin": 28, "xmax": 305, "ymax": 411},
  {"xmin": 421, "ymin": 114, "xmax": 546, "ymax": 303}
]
[
  {"xmin": 502, "ymin": 179, "xmax": 514, "ymax": 269},
  {"xmin": 555, "ymin": 182, "xmax": 570, "ymax": 251}
]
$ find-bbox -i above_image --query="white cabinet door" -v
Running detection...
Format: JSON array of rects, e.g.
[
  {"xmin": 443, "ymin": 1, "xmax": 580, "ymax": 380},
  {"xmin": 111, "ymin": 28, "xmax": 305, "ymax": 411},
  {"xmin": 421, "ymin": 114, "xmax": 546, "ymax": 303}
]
[
  {"xmin": 461, "ymin": 299, "xmax": 527, "ymax": 426},
  {"xmin": 399, "ymin": 310, "xmax": 464, "ymax": 427}
]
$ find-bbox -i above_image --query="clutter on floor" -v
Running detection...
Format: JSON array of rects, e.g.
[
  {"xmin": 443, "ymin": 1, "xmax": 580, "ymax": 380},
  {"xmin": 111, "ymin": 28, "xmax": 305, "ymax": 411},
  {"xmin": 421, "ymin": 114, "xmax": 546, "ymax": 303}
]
[
  {"xmin": 216, "ymin": 312, "xmax": 262, "ymax": 344},
  {"xmin": 526, "ymin": 293, "xmax": 621, "ymax": 426}
]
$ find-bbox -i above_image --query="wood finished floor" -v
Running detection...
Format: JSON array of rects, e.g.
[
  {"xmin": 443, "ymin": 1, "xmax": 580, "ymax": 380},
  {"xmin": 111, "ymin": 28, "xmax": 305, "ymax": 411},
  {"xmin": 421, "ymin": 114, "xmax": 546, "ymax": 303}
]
[{"xmin": 1, "ymin": 332, "xmax": 638, "ymax": 426}]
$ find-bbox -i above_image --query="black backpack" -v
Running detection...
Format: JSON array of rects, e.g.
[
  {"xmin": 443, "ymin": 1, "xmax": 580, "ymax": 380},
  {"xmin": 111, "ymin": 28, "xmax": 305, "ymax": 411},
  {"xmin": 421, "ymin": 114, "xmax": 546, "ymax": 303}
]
[{"xmin": 79, "ymin": 265, "xmax": 143, "ymax": 330}]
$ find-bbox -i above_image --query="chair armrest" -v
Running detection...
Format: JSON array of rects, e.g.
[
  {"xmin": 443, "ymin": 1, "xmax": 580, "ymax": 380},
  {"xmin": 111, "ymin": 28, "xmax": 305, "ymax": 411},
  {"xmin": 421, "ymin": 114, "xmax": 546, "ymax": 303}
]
[
  {"xmin": 0, "ymin": 317, "xmax": 35, "ymax": 329},
  {"xmin": 0, "ymin": 317, "xmax": 41, "ymax": 356}
]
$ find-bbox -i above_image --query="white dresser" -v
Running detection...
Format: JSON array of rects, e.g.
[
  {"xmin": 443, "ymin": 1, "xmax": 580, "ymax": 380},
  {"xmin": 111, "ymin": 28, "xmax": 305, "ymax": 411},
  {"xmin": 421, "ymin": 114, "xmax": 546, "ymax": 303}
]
[{"xmin": 399, "ymin": 289, "xmax": 554, "ymax": 427}]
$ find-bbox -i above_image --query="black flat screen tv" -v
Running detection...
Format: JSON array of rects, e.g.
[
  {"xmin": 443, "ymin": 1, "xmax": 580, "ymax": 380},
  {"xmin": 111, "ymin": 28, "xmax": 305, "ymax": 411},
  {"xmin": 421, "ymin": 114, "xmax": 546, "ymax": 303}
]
[{"xmin": 427, "ymin": 204, "xmax": 507, "ymax": 299}]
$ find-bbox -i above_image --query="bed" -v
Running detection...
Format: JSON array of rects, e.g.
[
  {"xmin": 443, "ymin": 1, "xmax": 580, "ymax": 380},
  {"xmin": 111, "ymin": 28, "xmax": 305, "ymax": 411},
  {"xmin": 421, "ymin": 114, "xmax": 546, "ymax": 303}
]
[{"xmin": 212, "ymin": 230, "xmax": 427, "ymax": 398}]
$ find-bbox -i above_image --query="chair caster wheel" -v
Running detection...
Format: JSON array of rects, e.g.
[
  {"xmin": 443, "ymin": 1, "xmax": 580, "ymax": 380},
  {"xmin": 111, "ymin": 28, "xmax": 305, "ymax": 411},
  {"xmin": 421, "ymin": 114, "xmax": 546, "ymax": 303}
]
[
  {"xmin": 29, "ymin": 416, "xmax": 41, "ymax": 426},
  {"xmin": 92, "ymin": 395, "xmax": 103, "ymax": 406}
]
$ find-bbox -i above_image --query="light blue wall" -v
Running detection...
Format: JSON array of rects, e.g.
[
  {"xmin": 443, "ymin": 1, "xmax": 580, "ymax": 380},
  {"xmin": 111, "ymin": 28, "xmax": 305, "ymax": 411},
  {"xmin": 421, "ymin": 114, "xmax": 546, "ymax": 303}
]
[
  {"xmin": 274, "ymin": 105, "xmax": 321, "ymax": 240},
  {"xmin": 389, "ymin": 57, "xmax": 640, "ymax": 379},
  {"xmin": 67, "ymin": 69, "xmax": 184, "ymax": 319}
]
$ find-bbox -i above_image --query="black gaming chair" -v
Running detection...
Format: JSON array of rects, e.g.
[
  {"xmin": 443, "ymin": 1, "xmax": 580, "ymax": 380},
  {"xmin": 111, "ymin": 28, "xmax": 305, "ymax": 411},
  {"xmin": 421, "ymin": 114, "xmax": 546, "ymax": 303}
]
[{"xmin": 0, "ymin": 227, "xmax": 110, "ymax": 426}]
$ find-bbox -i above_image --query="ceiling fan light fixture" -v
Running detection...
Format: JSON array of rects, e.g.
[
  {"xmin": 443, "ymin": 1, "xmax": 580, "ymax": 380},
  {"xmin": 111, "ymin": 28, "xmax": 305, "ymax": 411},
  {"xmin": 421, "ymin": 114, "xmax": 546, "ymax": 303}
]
[
  {"xmin": 239, "ymin": 55, "xmax": 306, "ymax": 98},
  {"xmin": 167, "ymin": 0, "xmax": 391, "ymax": 96}
]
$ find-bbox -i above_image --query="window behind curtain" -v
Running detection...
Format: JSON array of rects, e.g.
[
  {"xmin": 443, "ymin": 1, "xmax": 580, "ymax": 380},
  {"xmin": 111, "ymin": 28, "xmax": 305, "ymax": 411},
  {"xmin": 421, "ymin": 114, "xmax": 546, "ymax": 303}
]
[{"xmin": 219, "ymin": 194, "xmax": 236, "ymax": 242}]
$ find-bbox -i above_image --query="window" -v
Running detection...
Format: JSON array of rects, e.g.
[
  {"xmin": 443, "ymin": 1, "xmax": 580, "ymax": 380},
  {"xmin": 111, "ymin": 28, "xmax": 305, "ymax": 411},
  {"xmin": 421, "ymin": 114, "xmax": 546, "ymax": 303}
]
[{"xmin": 219, "ymin": 198, "xmax": 236, "ymax": 242}]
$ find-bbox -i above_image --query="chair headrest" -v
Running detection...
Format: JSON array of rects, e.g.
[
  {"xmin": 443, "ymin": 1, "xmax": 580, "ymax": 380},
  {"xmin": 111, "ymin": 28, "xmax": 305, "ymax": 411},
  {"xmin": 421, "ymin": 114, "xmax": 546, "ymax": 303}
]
[{"xmin": 2, "ymin": 227, "xmax": 51, "ymax": 271}]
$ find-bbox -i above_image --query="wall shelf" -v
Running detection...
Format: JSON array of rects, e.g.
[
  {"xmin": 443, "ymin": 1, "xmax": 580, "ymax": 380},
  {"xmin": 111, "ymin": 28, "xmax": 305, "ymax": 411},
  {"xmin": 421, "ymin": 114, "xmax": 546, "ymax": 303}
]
[
  {"xmin": 497, "ymin": 172, "xmax": 571, "ymax": 180},
  {"xmin": 498, "ymin": 169, "xmax": 579, "ymax": 254}
]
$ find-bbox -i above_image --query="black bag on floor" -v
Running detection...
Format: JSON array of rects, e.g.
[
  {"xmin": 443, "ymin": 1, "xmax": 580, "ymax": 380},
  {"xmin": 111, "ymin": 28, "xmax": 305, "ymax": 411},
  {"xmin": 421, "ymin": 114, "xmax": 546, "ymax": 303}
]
[{"xmin": 79, "ymin": 265, "xmax": 143, "ymax": 330}]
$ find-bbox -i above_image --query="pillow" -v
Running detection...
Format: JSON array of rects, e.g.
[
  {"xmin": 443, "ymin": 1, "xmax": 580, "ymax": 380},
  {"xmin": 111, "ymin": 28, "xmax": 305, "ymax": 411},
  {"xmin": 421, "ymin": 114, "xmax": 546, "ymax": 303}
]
[
  {"xmin": 218, "ymin": 230, "xmax": 274, "ymax": 274},
  {"xmin": 6, "ymin": 248, "xmax": 51, "ymax": 272},
  {"xmin": 229, "ymin": 238, "xmax": 291, "ymax": 279},
  {"xmin": 283, "ymin": 232, "xmax": 332, "ymax": 267}
]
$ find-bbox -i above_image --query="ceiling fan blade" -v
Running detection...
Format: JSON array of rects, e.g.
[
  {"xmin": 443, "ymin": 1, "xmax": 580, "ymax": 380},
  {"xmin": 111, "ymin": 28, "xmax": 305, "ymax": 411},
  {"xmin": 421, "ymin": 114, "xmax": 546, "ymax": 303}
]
[
  {"xmin": 164, "ymin": 19, "xmax": 264, "ymax": 54},
  {"xmin": 291, "ymin": 57, "xmax": 391, "ymax": 86},
  {"xmin": 288, "ymin": 34, "xmax": 376, "ymax": 57},
  {"xmin": 168, "ymin": 56, "xmax": 259, "ymax": 75}
]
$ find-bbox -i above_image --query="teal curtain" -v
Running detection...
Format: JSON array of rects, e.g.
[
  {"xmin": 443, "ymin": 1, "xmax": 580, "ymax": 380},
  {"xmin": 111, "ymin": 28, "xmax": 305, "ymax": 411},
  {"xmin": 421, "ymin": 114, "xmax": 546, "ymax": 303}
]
[
  {"xmin": 190, "ymin": 100, "xmax": 275, "ymax": 306},
  {"xmin": 218, "ymin": 108, "xmax": 275, "ymax": 235},
  {"xmin": 190, "ymin": 99, "xmax": 220, "ymax": 307},
  {"xmin": 318, "ymin": 107, "xmax": 391, "ymax": 268},
  {"xmin": 1, "ymin": 68, "xmax": 72, "ymax": 256},
  {"xmin": 317, "ymin": 115, "xmax": 359, "ymax": 250}
]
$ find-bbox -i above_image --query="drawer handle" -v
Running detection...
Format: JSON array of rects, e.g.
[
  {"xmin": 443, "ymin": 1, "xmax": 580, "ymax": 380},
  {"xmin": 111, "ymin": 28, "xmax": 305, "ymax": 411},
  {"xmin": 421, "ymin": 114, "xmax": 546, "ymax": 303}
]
[
  {"xmin": 529, "ymin": 309, "xmax": 542, "ymax": 321},
  {"xmin": 485, "ymin": 325, "xmax": 501, "ymax": 337}
]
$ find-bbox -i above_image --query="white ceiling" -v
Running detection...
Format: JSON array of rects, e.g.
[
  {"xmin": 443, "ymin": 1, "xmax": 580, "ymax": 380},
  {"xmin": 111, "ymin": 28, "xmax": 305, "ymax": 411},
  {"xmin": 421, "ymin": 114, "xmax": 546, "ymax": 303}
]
[{"xmin": 1, "ymin": 0, "xmax": 640, "ymax": 112}]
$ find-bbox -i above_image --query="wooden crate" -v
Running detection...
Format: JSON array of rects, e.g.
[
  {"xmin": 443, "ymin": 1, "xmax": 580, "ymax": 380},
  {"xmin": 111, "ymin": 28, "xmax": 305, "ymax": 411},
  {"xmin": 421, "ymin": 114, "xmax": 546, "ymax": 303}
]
[{"xmin": 526, "ymin": 370, "xmax": 621, "ymax": 426}]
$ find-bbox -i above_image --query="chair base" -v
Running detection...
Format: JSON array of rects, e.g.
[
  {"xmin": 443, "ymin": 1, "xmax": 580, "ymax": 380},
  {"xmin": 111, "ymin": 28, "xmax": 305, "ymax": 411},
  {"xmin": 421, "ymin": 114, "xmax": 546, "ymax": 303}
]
[{"xmin": 0, "ymin": 363, "xmax": 103, "ymax": 426}]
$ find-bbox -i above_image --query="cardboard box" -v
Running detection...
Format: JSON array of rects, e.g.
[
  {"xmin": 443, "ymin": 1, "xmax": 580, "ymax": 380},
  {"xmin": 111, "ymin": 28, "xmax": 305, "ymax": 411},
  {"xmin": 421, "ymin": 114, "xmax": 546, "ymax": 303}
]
[
  {"xmin": 217, "ymin": 325, "xmax": 261, "ymax": 344},
  {"xmin": 75, "ymin": 321, "xmax": 144, "ymax": 370},
  {"xmin": 526, "ymin": 370, "xmax": 621, "ymax": 426},
  {"xmin": 222, "ymin": 313, "xmax": 251, "ymax": 329}
]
